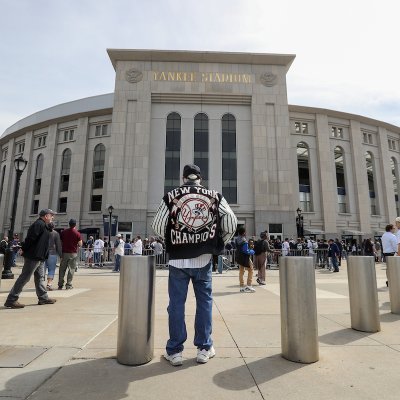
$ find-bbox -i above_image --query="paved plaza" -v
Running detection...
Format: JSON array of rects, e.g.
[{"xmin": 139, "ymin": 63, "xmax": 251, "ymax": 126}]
[{"xmin": 0, "ymin": 260, "xmax": 399, "ymax": 399}]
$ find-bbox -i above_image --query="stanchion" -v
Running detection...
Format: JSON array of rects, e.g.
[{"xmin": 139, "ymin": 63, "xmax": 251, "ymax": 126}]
[
  {"xmin": 280, "ymin": 256, "xmax": 319, "ymax": 363},
  {"xmin": 117, "ymin": 256, "xmax": 155, "ymax": 365},
  {"xmin": 387, "ymin": 256, "xmax": 400, "ymax": 314},
  {"xmin": 347, "ymin": 256, "xmax": 380, "ymax": 332}
]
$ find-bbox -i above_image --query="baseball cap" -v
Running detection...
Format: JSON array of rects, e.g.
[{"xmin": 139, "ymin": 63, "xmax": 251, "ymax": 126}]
[
  {"xmin": 69, "ymin": 218, "xmax": 77, "ymax": 225},
  {"xmin": 116, "ymin": 234, "xmax": 122, "ymax": 238},
  {"xmin": 183, "ymin": 164, "xmax": 201, "ymax": 180},
  {"xmin": 39, "ymin": 209, "xmax": 56, "ymax": 217},
  {"xmin": 395, "ymin": 217, "xmax": 400, "ymax": 223}
]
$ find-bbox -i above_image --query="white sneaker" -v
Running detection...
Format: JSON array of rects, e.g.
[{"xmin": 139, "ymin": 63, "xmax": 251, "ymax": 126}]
[
  {"xmin": 196, "ymin": 346, "xmax": 216, "ymax": 364},
  {"xmin": 244, "ymin": 286, "xmax": 256, "ymax": 293},
  {"xmin": 240, "ymin": 287, "xmax": 245, "ymax": 292},
  {"xmin": 164, "ymin": 352, "xmax": 183, "ymax": 366}
]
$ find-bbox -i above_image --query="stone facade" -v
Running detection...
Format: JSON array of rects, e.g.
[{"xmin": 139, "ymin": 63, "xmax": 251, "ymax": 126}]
[{"xmin": 1, "ymin": 50, "xmax": 400, "ymax": 242}]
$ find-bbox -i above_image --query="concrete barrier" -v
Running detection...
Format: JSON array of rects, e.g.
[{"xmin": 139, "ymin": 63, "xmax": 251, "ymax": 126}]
[
  {"xmin": 347, "ymin": 256, "xmax": 380, "ymax": 332},
  {"xmin": 279, "ymin": 256, "xmax": 319, "ymax": 363},
  {"xmin": 117, "ymin": 256, "xmax": 155, "ymax": 365}
]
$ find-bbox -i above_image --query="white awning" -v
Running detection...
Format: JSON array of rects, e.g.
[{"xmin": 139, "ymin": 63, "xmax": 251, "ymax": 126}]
[
  {"xmin": 343, "ymin": 230, "xmax": 364, "ymax": 236},
  {"xmin": 304, "ymin": 229, "xmax": 325, "ymax": 235}
]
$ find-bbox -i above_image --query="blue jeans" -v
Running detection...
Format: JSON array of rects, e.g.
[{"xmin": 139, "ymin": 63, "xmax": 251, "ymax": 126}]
[
  {"xmin": 166, "ymin": 263, "xmax": 213, "ymax": 355},
  {"xmin": 94, "ymin": 252, "xmax": 101, "ymax": 265},
  {"xmin": 331, "ymin": 256, "xmax": 339, "ymax": 272},
  {"xmin": 45, "ymin": 254, "xmax": 58, "ymax": 279},
  {"xmin": 114, "ymin": 254, "xmax": 121, "ymax": 271}
]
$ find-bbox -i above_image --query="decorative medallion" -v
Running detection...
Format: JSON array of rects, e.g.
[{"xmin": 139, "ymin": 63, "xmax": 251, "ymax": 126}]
[
  {"xmin": 125, "ymin": 68, "xmax": 143, "ymax": 83},
  {"xmin": 260, "ymin": 72, "xmax": 277, "ymax": 87}
]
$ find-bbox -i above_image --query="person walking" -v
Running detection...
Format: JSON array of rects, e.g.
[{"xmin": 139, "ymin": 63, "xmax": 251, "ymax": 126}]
[
  {"xmin": 58, "ymin": 219, "xmax": 82, "ymax": 290},
  {"xmin": 253, "ymin": 231, "xmax": 272, "ymax": 285},
  {"xmin": 4, "ymin": 209, "xmax": 57, "ymax": 308},
  {"xmin": 113, "ymin": 234, "xmax": 125, "ymax": 272},
  {"xmin": 44, "ymin": 222, "xmax": 62, "ymax": 290},
  {"xmin": 93, "ymin": 237, "xmax": 104, "ymax": 267},
  {"xmin": 328, "ymin": 239, "xmax": 340, "ymax": 272},
  {"xmin": 152, "ymin": 164, "xmax": 237, "ymax": 366},
  {"xmin": 381, "ymin": 224, "xmax": 397, "ymax": 287},
  {"xmin": 235, "ymin": 227, "xmax": 256, "ymax": 292}
]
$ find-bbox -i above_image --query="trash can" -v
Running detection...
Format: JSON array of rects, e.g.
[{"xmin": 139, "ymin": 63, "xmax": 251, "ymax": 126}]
[
  {"xmin": 117, "ymin": 255, "xmax": 156, "ymax": 365},
  {"xmin": 347, "ymin": 256, "xmax": 380, "ymax": 332},
  {"xmin": 279, "ymin": 256, "xmax": 319, "ymax": 363}
]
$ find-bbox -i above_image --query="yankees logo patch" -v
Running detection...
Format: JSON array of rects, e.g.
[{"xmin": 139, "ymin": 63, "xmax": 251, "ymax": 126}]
[{"xmin": 172, "ymin": 194, "xmax": 214, "ymax": 233}]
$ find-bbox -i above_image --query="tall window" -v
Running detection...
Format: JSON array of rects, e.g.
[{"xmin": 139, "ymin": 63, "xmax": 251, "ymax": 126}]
[
  {"xmin": 297, "ymin": 142, "xmax": 312, "ymax": 212},
  {"xmin": 391, "ymin": 157, "xmax": 399, "ymax": 216},
  {"xmin": 194, "ymin": 113, "xmax": 209, "ymax": 187},
  {"xmin": 0, "ymin": 165, "xmax": 6, "ymax": 208},
  {"xmin": 91, "ymin": 144, "xmax": 106, "ymax": 211},
  {"xmin": 365, "ymin": 151, "xmax": 378, "ymax": 215},
  {"xmin": 59, "ymin": 149, "xmax": 71, "ymax": 212},
  {"xmin": 32, "ymin": 154, "xmax": 44, "ymax": 214},
  {"xmin": 222, "ymin": 114, "xmax": 237, "ymax": 203},
  {"xmin": 34, "ymin": 154, "xmax": 44, "ymax": 195},
  {"xmin": 335, "ymin": 147, "xmax": 347, "ymax": 213},
  {"xmin": 164, "ymin": 112, "xmax": 181, "ymax": 193}
]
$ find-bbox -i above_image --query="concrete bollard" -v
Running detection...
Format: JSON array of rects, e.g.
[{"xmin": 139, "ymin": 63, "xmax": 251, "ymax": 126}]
[
  {"xmin": 0, "ymin": 254, "xmax": 3, "ymax": 288},
  {"xmin": 347, "ymin": 256, "xmax": 380, "ymax": 332},
  {"xmin": 387, "ymin": 256, "xmax": 400, "ymax": 314},
  {"xmin": 279, "ymin": 256, "xmax": 319, "ymax": 363},
  {"xmin": 117, "ymin": 256, "xmax": 156, "ymax": 365}
]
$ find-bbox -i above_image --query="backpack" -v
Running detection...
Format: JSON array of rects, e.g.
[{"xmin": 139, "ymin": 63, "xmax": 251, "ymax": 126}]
[{"xmin": 254, "ymin": 239, "xmax": 264, "ymax": 256}]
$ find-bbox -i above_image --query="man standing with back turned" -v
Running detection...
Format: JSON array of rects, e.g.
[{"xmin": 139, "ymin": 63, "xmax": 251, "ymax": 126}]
[
  {"xmin": 152, "ymin": 164, "xmax": 237, "ymax": 366},
  {"xmin": 4, "ymin": 209, "xmax": 57, "ymax": 308},
  {"xmin": 58, "ymin": 219, "xmax": 82, "ymax": 290}
]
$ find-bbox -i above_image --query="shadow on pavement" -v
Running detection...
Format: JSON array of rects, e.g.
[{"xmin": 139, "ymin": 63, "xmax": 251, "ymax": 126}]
[
  {"xmin": 213, "ymin": 353, "xmax": 306, "ymax": 390},
  {"xmin": 0, "ymin": 356, "xmax": 200, "ymax": 400},
  {"xmin": 318, "ymin": 328, "xmax": 372, "ymax": 345}
]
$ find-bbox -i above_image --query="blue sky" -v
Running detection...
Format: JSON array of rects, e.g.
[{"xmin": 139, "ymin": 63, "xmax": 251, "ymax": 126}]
[{"xmin": 1, "ymin": 0, "xmax": 399, "ymax": 134}]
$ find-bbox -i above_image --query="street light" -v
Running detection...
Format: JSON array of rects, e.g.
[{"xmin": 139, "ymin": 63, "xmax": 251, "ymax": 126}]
[
  {"xmin": 296, "ymin": 207, "xmax": 304, "ymax": 238},
  {"xmin": 2, "ymin": 156, "xmax": 28, "ymax": 279},
  {"xmin": 108, "ymin": 205, "xmax": 114, "ymax": 261}
]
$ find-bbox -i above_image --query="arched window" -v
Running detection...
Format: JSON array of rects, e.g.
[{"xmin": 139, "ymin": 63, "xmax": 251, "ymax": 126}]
[
  {"xmin": 222, "ymin": 113, "xmax": 237, "ymax": 203},
  {"xmin": 391, "ymin": 157, "xmax": 399, "ymax": 216},
  {"xmin": 59, "ymin": 148, "xmax": 71, "ymax": 213},
  {"xmin": 334, "ymin": 147, "xmax": 347, "ymax": 213},
  {"xmin": 164, "ymin": 112, "xmax": 181, "ymax": 193},
  {"xmin": 31, "ymin": 154, "xmax": 44, "ymax": 214},
  {"xmin": 194, "ymin": 113, "xmax": 209, "ymax": 187},
  {"xmin": 297, "ymin": 142, "xmax": 312, "ymax": 211},
  {"xmin": 91, "ymin": 144, "xmax": 106, "ymax": 211},
  {"xmin": 365, "ymin": 151, "xmax": 378, "ymax": 215}
]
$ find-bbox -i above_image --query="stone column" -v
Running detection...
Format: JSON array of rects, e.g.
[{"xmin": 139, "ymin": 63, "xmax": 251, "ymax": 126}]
[
  {"xmin": 315, "ymin": 114, "xmax": 336, "ymax": 235},
  {"xmin": 349, "ymin": 120, "xmax": 370, "ymax": 234}
]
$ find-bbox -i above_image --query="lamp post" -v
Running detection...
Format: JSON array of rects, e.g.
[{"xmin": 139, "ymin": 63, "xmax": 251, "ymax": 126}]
[
  {"xmin": 108, "ymin": 205, "xmax": 114, "ymax": 261},
  {"xmin": 2, "ymin": 156, "xmax": 28, "ymax": 279},
  {"xmin": 296, "ymin": 207, "xmax": 304, "ymax": 238}
]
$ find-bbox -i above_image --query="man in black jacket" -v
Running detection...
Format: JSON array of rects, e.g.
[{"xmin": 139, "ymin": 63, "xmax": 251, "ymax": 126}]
[{"xmin": 4, "ymin": 209, "xmax": 57, "ymax": 309}]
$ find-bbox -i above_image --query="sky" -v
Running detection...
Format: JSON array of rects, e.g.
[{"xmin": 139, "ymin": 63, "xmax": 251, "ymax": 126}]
[{"xmin": 1, "ymin": 0, "xmax": 399, "ymax": 134}]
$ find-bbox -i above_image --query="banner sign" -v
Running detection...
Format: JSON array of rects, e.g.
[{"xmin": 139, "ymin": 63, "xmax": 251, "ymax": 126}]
[{"xmin": 103, "ymin": 215, "xmax": 118, "ymax": 236}]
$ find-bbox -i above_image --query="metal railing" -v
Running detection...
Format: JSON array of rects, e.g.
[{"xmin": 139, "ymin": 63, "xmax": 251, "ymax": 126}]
[{"xmin": 66, "ymin": 246, "xmax": 333, "ymax": 270}]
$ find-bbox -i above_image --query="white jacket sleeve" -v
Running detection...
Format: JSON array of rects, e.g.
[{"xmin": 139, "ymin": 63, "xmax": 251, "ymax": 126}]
[
  {"xmin": 218, "ymin": 197, "xmax": 237, "ymax": 244},
  {"xmin": 151, "ymin": 200, "xmax": 169, "ymax": 238}
]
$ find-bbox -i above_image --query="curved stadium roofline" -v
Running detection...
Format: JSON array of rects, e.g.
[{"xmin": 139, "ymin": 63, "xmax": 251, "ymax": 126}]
[
  {"xmin": 1, "ymin": 93, "xmax": 114, "ymax": 140},
  {"xmin": 2, "ymin": 93, "xmax": 399, "ymax": 141}
]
